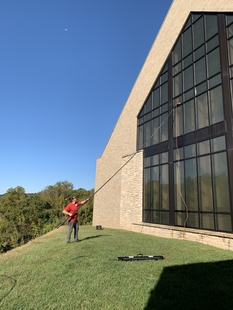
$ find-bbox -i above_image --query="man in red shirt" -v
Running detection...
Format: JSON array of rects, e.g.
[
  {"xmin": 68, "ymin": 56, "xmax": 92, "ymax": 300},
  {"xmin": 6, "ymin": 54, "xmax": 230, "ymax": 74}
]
[{"xmin": 63, "ymin": 196, "xmax": 89, "ymax": 243}]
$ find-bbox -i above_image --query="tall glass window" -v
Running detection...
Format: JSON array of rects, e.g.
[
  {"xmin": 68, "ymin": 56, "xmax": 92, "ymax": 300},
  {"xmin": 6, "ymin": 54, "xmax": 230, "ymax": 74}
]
[
  {"xmin": 173, "ymin": 137, "xmax": 231, "ymax": 231},
  {"xmin": 143, "ymin": 152, "xmax": 169, "ymax": 225},
  {"xmin": 139, "ymin": 13, "xmax": 233, "ymax": 233},
  {"xmin": 138, "ymin": 64, "xmax": 169, "ymax": 150},
  {"xmin": 172, "ymin": 13, "xmax": 224, "ymax": 139},
  {"xmin": 226, "ymin": 14, "xmax": 233, "ymax": 113}
]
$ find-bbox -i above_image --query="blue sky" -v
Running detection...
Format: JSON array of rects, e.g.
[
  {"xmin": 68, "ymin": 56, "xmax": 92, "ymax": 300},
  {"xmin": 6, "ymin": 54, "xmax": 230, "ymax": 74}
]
[{"xmin": 0, "ymin": 0, "xmax": 172, "ymax": 194}]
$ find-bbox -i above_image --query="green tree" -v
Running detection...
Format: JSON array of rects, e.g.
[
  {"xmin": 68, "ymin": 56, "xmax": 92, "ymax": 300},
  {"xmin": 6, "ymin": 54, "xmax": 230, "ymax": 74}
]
[
  {"xmin": 40, "ymin": 181, "xmax": 73, "ymax": 209},
  {"xmin": 78, "ymin": 189, "xmax": 94, "ymax": 225},
  {"xmin": 0, "ymin": 182, "xmax": 94, "ymax": 252},
  {"xmin": 0, "ymin": 186, "xmax": 27, "ymax": 250}
]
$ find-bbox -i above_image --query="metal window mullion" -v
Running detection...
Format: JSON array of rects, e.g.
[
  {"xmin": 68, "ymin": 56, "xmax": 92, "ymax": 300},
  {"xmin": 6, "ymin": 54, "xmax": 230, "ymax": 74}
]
[
  {"xmin": 168, "ymin": 53, "xmax": 175, "ymax": 226},
  {"xmin": 218, "ymin": 13, "xmax": 233, "ymax": 232}
]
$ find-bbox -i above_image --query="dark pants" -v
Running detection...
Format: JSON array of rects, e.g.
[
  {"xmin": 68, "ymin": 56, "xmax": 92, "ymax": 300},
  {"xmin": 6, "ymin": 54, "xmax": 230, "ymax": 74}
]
[{"xmin": 67, "ymin": 220, "xmax": 79, "ymax": 242}]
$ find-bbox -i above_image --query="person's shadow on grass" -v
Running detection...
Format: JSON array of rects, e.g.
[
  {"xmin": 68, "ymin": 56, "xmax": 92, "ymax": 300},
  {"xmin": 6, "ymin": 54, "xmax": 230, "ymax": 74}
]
[{"xmin": 81, "ymin": 234, "xmax": 111, "ymax": 241}]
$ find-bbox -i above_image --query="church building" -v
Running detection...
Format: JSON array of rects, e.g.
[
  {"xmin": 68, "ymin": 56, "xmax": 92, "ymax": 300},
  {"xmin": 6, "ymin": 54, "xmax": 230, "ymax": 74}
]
[{"xmin": 93, "ymin": 0, "xmax": 233, "ymax": 250}]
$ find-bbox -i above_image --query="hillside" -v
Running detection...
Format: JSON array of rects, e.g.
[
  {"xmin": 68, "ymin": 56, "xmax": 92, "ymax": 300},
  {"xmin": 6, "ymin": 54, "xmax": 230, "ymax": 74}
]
[{"xmin": 1, "ymin": 225, "xmax": 233, "ymax": 309}]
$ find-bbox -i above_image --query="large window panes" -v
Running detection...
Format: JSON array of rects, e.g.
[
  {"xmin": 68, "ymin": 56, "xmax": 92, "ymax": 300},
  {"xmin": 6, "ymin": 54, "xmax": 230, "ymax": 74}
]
[
  {"xmin": 187, "ymin": 212, "xmax": 199, "ymax": 228},
  {"xmin": 153, "ymin": 88, "xmax": 160, "ymax": 109},
  {"xmin": 196, "ymin": 93, "xmax": 209, "ymax": 129},
  {"xmin": 173, "ymin": 137, "xmax": 231, "ymax": 231},
  {"xmin": 226, "ymin": 15, "xmax": 233, "ymax": 114},
  {"xmin": 211, "ymin": 135, "xmax": 226, "ymax": 152},
  {"xmin": 161, "ymin": 82, "xmax": 168, "ymax": 104},
  {"xmin": 198, "ymin": 155, "xmax": 213, "ymax": 212},
  {"xmin": 184, "ymin": 99, "xmax": 195, "ymax": 133},
  {"xmin": 205, "ymin": 14, "xmax": 218, "ymax": 40},
  {"xmin": 208, "ymin": 73, "xmax": 221, "ymax": 89},
  {"xmin": 185, "ymin": 158, "xmax": 198, "ymax": 211},
  {"xmin": 173, "ymin": 105, "xmax": 183, "ymax": 137},
  {"xmin": 224, "ymin": 15, "xmax": 233, "ymax": 232},
  {"xmin": 144, "ymin": 168, "xmax": 151, "ymax": 211},
  {"xmin": 201, "ymin": 213, "xmax": 214, "ymax": 230},
  {"xmin": 137, "ymin": 62, "xmax": 169, "ymax": 149},
  {"xmin": 228, "ymin": 37, "xmax": 233, "ymax": 66},
  {"xmin": 160, "ymin": 164, "xmax": 169, "ymax": 211},
  {"xmin": 140, "ymin": 13, "xmax": 233, "ymax": 234},
  {"xmin": 145, "ymin": 95, "xmax": 152, "ymax": 113},
  {"xmin": 197, "ymin": 140, "xmax": 210, "ymax": 155},
  {"xmin": 183, "ymin": 27, "xmax": 192, "ymax": 57},
  {"xmin": 175, "ymin": 150, "xmax": 199, "ymax": 228},
  {"xmin": 193, "ymin": 16, "xmax": 204, "ymax": 49},
  {"xmin": 209, "ymin": 85, "xmax": 224, "ymax": 124},
  {"xmin": 195, "ymin": 57, "xmax": 206, "ymax": 84},
  {"xmin": 212, "ymin": 152, "xmax": 230, "ymax": 213},
  {"xmin": 172, "ymin": 13, "xmax": 223, "ymax": 138},
  {"xmin": 151, "ymin": 117, "xmax": 159, "ymax": 145},
  {"xmin": 161, "ymin": 113, "xmax": 169, "ymax": 141},
  {"xmin": 207, "ymin": 48, "xmax": 221, "ymax": 77},
  {"xmin": 173, "ymin": 37, "xmax": 181, "ymax": 64},
  {"xmin": 173, "ymin": 72, "xmax": 182, "ymax": 97},
  {"xmin": 184, "ymin": 65, "xmax": 193, "ymax": 92},
  {"xmin": 143, "ymin": 153, "xmax": 169, "ymax": 225},
  {"xmin": 216, "ymin": 214, "xmax": 232, "ymax": 232},
  {"xmin": 144, "ymin": 121, "xmax": 151, "ymax": 148},
  {"xmin": 151, "ymin": 166, "xmax": 159, "ymax": 210},
  {"xmin": 174, "ymin": 161, "xmax": 185, "ymax": 212},
  {"xmin": 206, "ymin": 35, "xmax": 219, "ymax": 53},
  {"xmin": 194, "ymin": 45, "xmax": 205, "ymax": 61}
]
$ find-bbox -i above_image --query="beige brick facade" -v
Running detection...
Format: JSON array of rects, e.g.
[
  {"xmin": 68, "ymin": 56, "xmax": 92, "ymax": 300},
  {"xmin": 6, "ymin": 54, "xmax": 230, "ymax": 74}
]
[
  {"xmin": 132, "ymin": 223, "xmax": 233, "ymax": 251},
  {"xmin": 93, "ymin": 0, "xmax": 233, "ymax": 250},
  {"xmin": 120, "ymin": 151, "xmax": 143, "ymax": 230}
]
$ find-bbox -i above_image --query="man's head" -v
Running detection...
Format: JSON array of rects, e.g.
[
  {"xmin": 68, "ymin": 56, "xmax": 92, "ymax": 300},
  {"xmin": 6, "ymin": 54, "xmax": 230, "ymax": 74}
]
[{"xmin": 69, "ymin": 196, "xmax": 77, "ymax": 203}]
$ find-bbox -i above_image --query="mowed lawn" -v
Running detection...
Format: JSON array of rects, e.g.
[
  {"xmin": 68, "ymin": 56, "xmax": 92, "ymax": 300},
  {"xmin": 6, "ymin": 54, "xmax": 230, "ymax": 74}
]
[{"xmin": 1, "ymin": 225, "xmax": 233, "ymax": 310}]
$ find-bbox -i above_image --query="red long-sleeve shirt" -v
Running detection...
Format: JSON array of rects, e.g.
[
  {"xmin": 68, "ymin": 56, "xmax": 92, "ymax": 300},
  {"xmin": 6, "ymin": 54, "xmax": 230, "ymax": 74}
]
[{"xmin": 64, "ymin": 202, "xmax": 82, "ymax": 222}]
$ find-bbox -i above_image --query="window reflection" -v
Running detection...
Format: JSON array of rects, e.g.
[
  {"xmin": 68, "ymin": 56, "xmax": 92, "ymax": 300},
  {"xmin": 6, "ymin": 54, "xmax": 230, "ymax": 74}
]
[
  {"xmin": 209, "ymin": 85, "xmax": 224, "ymax": 124},
  {"xmin": 140, "ymin": 13, "xmax": 232, "ymax": 233},
  {"xmin": 185, "ymin": 158, "xmax": 198, "ymax": 211},
  {"xmin": 196, "ymin": 93, "xmax": 209, "ymax": 129},
  {"xmin": 198, "ymin": 156, "xmax": 213, "ymax": 212},
  {"xmin": 212, "ymin": 152, "xmax": 230, "ymax": 212}
]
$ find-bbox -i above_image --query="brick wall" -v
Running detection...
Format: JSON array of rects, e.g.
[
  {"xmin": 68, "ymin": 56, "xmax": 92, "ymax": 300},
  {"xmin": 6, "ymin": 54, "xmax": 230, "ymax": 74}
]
[
  {"xmin": 120, "ymin": 151, "xmax": 143, "ymax": 230},
  {"xmin": 132, "ymin": 223, "xmax": 233, "ymax": 251}
]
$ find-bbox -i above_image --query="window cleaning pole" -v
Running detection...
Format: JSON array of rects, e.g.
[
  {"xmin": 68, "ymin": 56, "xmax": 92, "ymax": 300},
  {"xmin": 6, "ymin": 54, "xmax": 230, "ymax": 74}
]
[{"xmin": 57, "ymin": 110, "xmax": 173, "ymax": 229}]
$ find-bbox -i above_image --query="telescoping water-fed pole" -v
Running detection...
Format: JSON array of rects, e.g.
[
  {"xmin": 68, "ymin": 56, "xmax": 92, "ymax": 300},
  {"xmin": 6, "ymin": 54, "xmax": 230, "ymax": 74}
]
[
  {"xmin": 57, "ymin": 109, "xmax": 174, "ymax": 229},
  {"xmin": 57, "ymin": 199, "xmax": 89, "ymax": 228},
  {"xmin": 56, "ymin": 153, "xmax": 137, "ymax": 229}
]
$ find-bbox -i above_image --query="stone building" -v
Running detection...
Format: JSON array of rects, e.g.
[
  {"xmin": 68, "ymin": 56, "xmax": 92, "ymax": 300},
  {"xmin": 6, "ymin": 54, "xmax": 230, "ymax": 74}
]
[{"xmin": 93, "ymin": 0, "xmax": 233, "ymax": 250}]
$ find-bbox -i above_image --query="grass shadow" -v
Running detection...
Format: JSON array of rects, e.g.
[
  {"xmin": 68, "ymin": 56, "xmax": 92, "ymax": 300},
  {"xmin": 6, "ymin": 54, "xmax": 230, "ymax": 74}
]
[
  {"xmin": 81, "ymin": 234, "xmax": 111, "ymax": 241},
  {"xmin": 145, "ymin": 259, "xmax": 233, "ymax": 310}
]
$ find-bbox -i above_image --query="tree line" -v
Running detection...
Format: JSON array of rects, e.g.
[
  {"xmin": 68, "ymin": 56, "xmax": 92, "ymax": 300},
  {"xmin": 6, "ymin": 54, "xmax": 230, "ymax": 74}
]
[{"xmin": 0, "ymin": 181, "xmax": 94, "ymax": 253}]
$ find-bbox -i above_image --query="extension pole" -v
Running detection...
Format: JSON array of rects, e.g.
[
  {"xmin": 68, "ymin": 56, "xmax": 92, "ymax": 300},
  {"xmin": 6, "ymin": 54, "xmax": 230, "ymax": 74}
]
[
  {"xmin": 57, "ymin": 110, "xmax": 173, "ymax": 229},
  {"xmin": 57, "ymin": 152, "xmax": 138, "ymax": 229},
  {"xmin": 57, "ymin": 200, "xmax": 89, "ymax": 228}
]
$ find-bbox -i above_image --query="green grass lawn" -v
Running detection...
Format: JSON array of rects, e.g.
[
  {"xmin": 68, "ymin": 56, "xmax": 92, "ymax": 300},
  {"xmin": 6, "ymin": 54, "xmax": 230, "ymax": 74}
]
[{"xmin": 1, "ymin": 225, "xmax": 233, "ymax": 310}]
